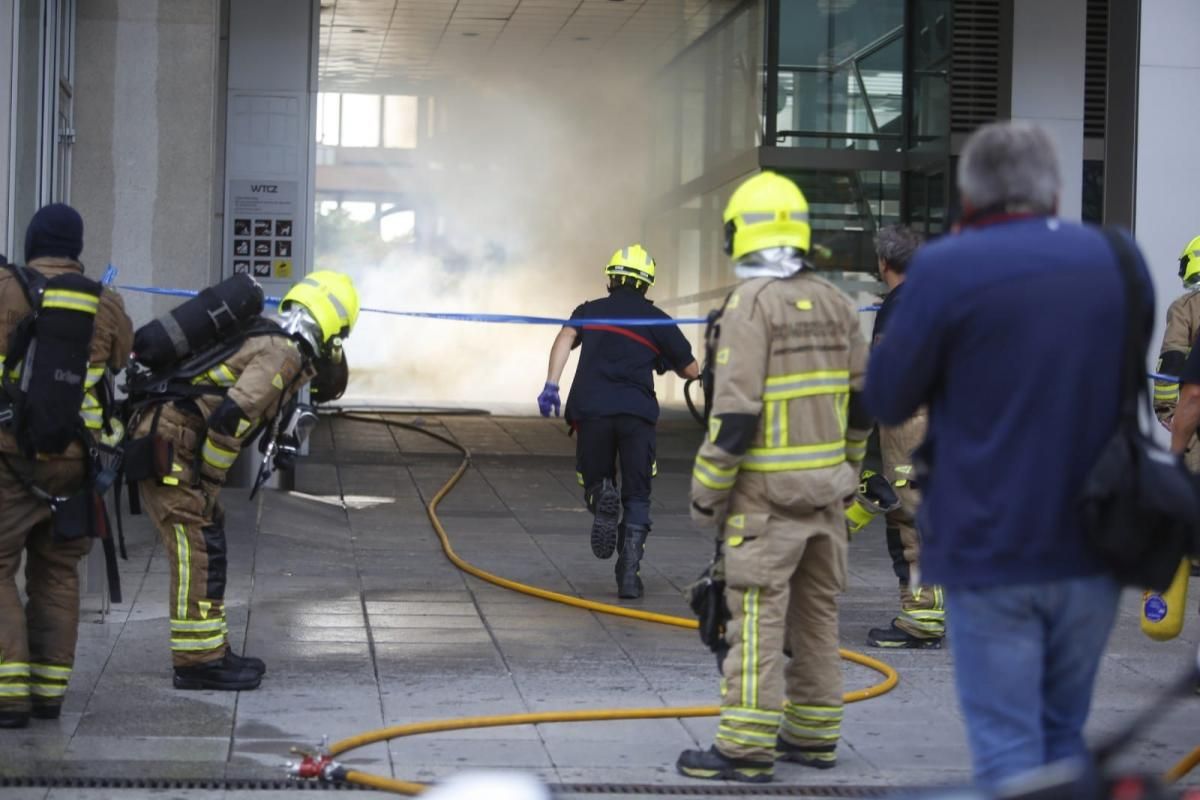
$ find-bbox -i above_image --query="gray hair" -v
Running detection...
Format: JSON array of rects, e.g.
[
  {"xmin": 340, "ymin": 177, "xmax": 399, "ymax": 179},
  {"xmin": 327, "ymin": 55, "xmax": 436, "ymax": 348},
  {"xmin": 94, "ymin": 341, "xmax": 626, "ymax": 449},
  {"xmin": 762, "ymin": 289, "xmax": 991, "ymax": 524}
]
[
  {"xmin": 957, "ymin": 121, "xmax": 1061, "ymax": 216},
  {"xmin": 873, "ymin": 225, "xmax": 923, "ymax": 273}
]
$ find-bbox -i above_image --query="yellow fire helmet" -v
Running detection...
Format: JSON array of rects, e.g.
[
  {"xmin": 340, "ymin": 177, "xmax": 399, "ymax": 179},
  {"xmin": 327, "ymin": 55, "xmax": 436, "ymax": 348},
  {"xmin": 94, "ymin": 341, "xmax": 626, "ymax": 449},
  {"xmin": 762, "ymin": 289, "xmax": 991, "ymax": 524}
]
[
  {"xmin": 722, "ymin": 171, "xmax": 811, "ymax": 261},
  {"xmin": 280, "ymin": 270, "xmax": 360, "ymax": 346},
  {"xmin": 604, "ymin": 244, "xmax": 656, "ymax": 289},
  {"xmin": 1179, "ymin": 235, "xmax": 1200, "ymax": 287}
]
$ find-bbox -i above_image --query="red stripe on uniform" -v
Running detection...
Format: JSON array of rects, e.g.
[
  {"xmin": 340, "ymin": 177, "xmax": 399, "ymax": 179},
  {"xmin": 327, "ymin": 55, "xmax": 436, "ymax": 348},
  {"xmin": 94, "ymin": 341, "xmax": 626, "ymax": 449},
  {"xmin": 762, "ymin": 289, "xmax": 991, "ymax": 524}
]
[{"xmin": 582, "ymin": 324, "xmax": 661, "ymax": 355}]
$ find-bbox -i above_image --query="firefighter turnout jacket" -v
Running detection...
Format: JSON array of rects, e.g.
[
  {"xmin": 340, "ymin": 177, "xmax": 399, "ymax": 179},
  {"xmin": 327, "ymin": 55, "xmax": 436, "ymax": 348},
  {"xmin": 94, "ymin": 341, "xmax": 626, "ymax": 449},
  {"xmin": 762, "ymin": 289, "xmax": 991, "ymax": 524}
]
[
  {"xmin": 0, "ymin": 257, "xmax": 132, "ymax": 456},
  {"xmin": 689, "ymin": 271, "xmax": 870, "ymax": 763},
  {"xmin": 0, "ymin": 257, "xmax": 132, "ymax": 715},
  {"xmin": 691, "ymin": 273, "xmax": 870, "ymax": 517},
  {"xmin": 1155, "ymin": 291, "xmax": 1200, "ymax": 471}
]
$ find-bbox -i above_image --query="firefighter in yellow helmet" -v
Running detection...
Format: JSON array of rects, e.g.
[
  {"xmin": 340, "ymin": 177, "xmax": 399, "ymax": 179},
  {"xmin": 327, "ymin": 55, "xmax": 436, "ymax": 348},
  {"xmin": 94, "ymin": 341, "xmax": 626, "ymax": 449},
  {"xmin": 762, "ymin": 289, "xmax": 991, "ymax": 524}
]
[
  {"xmin": 129, "ymin": 270, "xmax": 358, "ymax": 691},
  {"xmin": 1159, "ymin": 236, "xmax": 1200, "ymax": 578},
  {"xmin": 1157, "ymin": 236, "xmax": 1200, "ymax": 474},
  {"xmin": 677, "ymin": 172, "xmax": 871, "ymax": 783},
  {"xmin": 539, "ymin": 245, "xmax": 699, "ymax": 598}
]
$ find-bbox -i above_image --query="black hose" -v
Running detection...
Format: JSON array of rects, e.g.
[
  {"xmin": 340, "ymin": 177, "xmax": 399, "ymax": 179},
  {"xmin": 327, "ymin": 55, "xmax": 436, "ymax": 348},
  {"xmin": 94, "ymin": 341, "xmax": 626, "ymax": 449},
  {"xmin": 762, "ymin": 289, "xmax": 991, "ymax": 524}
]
[{"xmin": 683, "ymin": 378, "xmax": 705, "ymax": 427}]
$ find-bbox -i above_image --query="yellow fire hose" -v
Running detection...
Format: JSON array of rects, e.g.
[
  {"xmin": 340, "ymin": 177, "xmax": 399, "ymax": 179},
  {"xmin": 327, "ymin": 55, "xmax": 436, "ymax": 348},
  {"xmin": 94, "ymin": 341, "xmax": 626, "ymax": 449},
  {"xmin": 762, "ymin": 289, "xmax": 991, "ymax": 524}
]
[{"xmin": 302, "ymin": 414, "xmax": 1199, "ymax": 792}]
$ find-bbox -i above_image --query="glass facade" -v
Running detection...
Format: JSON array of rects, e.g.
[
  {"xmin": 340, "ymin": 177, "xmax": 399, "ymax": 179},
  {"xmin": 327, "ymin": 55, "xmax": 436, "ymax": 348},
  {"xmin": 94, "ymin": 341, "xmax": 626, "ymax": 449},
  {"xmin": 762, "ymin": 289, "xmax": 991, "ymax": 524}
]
[
  {"xmin": 650, "ymin": 0, "xmax": 952, "ymax": 327},
  {"xmin": 772, "ymin": 0, "xmax": 905, "ymax": 150}
]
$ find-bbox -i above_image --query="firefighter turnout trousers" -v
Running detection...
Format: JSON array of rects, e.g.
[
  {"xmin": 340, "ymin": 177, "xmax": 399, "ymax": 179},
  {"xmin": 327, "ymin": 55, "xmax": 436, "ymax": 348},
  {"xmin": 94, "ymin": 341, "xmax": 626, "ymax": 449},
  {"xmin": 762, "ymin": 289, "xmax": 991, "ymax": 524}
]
[
  {"xmin": 879, "ymin": 414, "xmax": 944, "ymax": 640},
  {"xmin": 0, "ymin": 457, "xmax": 92, "ymax": 714},
  {"xmin": 575, "ymin": 414, "xmax": 656, "ymax": 528},
  {"xmin": 139, "ymin": 477, "xmax": 229, "ymax": 668},
  {"xmin": 716, "ymin": 506, "xmax": 847, "ymax": 762}
]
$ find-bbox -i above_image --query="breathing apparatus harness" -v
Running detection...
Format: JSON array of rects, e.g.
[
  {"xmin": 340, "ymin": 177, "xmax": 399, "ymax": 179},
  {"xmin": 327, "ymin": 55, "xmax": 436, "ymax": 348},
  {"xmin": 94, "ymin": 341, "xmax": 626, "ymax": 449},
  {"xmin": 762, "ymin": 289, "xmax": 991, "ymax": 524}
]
[
  {"xmin": 0, "ymin": 262, "xmax": 124, "ymax": 602},
  {"xmin": 118, "ymin": 275, "xmax": 325, "ymax": 525}
]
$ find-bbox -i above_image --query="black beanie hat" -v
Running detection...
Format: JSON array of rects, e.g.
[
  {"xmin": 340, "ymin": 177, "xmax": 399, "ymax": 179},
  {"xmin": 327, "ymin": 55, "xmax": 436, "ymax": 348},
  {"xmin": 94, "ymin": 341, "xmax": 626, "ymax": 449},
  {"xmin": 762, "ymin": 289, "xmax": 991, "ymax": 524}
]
[{"xmin": 24, "ymin": 203, "xmax": 84, "ymax": 263}]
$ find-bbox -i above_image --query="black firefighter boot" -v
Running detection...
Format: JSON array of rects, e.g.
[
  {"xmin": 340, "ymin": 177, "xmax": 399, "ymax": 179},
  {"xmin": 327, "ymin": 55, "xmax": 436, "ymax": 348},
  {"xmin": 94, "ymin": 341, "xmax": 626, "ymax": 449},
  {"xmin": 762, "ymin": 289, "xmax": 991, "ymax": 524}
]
[
  {"xmin": 615, "ymin": 524, "xmax": 648, "ymax": 599},
  {"xmin": 588, "ymin": 479, "xmax": 621, "ymax": 559},
  {"xmin": 174, "ymin": 652, "xmax": 263, "ymax": 691},
  {"xmin": 225, "ymin": 648, "xmax": 267, "ymax": 676}
]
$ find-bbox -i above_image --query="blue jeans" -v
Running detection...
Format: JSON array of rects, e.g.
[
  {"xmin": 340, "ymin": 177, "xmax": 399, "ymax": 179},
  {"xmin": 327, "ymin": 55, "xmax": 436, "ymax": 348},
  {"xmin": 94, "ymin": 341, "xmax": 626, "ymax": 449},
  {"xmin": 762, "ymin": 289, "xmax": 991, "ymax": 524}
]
[{"xmin": 945, "ymin": 574, "xmax": 1121, "ymax": 789}]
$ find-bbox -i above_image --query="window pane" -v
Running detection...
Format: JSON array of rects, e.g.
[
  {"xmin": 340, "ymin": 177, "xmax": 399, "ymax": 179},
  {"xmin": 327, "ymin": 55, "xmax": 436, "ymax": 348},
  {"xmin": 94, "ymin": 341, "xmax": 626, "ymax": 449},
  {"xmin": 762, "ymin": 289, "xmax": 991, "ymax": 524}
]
[
  {"xmin": 317, "ymin": 92, "xmax": 341, "ymax": 146},
  {"xmin": 383, "ymin": 95, "xmax": 419, "ymax": 149},
  {"xmin": 381, "ymin": 209, "xmax": 416, "ymax": 242},
  {"xmin": 340, "ymin": 94, "xmax": 381, "ymax": 148},
  {"xmin": 340, "ymin": 201, "xmax": 376, "ymax": 222}
]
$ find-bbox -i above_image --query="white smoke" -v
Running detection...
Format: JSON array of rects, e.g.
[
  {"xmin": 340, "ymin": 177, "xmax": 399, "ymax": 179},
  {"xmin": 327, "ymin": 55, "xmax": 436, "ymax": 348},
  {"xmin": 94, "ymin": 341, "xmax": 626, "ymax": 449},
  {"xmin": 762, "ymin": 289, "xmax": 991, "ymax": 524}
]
[{"xmin": 320, "ymin": 66, "xmax": 692, "ymax": 412}]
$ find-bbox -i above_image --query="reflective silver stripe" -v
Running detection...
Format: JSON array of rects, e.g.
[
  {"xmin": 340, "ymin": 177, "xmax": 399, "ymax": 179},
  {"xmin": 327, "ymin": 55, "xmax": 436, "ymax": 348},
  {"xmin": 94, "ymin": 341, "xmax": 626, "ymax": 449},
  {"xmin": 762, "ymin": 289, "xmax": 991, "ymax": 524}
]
[
  {"xmin": 201, "ymin": 438, "xmax": 237, "ymax": 469},
  {"xmin": 30, "ymin": 664, "xmax": 70, "ymax": 678},
  {"xmin": 743, "ymin": 443, "xmax": 846, "ymax": 471},
  {"xmin": 170, "ymin": 618, "xmax": 226, "ymax": 633},
  {"xmin": 763, "ymin": 373, "xmax": 850, "ymax": 400},
  {"xmin": 740, "ymin": 212, "xmax": 776, "ymax": 224},
  {"xmin": 170, "ymin": 634, "xmax": 226, "ymax": 652}
]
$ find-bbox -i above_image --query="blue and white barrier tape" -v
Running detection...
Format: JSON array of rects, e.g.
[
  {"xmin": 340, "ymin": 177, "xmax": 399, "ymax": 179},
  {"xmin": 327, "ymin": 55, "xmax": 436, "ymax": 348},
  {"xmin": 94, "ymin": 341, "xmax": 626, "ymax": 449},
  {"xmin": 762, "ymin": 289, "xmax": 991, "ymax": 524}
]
[
  {"xmin": 113, "ymin": 283, "xmax": 1178, "ymax": 384},
  {"xmin": 117, "ymin": 283, "xmax": 881, "ymax": 326}
]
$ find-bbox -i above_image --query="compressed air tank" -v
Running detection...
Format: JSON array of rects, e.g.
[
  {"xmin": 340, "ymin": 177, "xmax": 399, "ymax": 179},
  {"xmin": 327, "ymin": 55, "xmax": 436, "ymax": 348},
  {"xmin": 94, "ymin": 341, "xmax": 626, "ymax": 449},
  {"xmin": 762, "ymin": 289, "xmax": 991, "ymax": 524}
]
[
  {"xmin": 132, "ymin": 274, "xmax": 264, "ymax": 370},
  {"xmin": 1141, "ymin": 558, "xmax": 1190, "ymax": 641}
]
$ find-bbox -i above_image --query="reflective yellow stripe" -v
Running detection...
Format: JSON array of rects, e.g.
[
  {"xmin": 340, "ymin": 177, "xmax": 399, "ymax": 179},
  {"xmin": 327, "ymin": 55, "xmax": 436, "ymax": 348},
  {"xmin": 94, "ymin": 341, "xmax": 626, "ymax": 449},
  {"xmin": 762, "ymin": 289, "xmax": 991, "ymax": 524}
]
[
  {"xmin": 0, "ymin": 685, "xmax": 31, "ymax": 696},
  {"xmin": 744, "ymin": 441, "xmax": 846, "ymax": 472},
  {"xmin": 170, "ymin": 618, "xmax": 226, "ymax": 633},
  {"xmin": 81, "ymin": 408, "xmax": 104, "ymax": 429},
  {"xmin": 85, "ymin": 366, "xmax": 105, "ymax": 389},
  {"xmin": 766, "ymin": 400, "xmax": 789, "ymax": 448},
  {"xmin": 31, "ymin": 684, "xmax": 67, "ymax": 698},
  {"xmin": 576, "ymin": 471, "xmax": 585, "ymax": 487},
  {"xmin": 722, "ymin": 707, "xmax": 782, "ymax": 726},
  {"xmin": 740, "ymin": 588, "xmax": 760, "ymax": 708},
  {"xmin": 29, "ymin": 664, "xmax": 70, "ymax": 679},
  {"xmin": 763, "ymin": 370, "xmax": 850, "ymax": 401},
  {"xmin": 42, "ymin": 289, "xmax": 99, "ymax": 314},
  {"xmin": 0, "ymin": 663, "xmax": 31, "ymax": 678},
  {"xmin": 174, "ymin": 524, "xmax": 190, "ymax": 619},
  {"xmin": 693, "ymin": 456, "xmax": 738, "ymax": 490},
  {"xmin": 201, "ymin": 438, "xmax": 237, "ymax": 470},
  {"xmin": 845, "ymin": 437, "xmax": 868, "ymax": 461},
  {"xmin": 716, "ymin": 727, "xmax": 778, "ymax": 748},
  {"xmin": 785, "ymin": 704, "xmax": 843, "ymax": 720},
  {"xmin": 170, "ymin": 635, "xmax": 226, "ymax": 651}
]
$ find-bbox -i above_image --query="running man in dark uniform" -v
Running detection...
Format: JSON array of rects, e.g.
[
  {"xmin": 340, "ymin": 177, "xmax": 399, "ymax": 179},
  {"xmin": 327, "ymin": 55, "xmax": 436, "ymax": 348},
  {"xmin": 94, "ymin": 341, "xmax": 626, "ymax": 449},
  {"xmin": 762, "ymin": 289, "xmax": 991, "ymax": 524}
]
[{"xmin": 538, "ymin": 245, "xmax": 699, "ymax": 598}]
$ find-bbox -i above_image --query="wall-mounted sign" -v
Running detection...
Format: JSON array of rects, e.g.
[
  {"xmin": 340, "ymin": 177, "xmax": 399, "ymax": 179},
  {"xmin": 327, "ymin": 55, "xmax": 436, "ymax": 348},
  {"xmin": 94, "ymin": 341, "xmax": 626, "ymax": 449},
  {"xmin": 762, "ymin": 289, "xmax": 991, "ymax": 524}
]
[{"xmin": 229, "ymin": 179, "xmax": 297, "ymax": 287}]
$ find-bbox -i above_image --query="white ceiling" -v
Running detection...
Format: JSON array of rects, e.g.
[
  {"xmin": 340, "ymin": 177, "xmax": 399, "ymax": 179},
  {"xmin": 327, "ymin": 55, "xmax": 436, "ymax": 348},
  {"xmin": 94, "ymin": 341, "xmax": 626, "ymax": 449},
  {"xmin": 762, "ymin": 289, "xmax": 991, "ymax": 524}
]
[{"xmin": 320, "ymin": 0, "xmax": 747, "ymax": 89}]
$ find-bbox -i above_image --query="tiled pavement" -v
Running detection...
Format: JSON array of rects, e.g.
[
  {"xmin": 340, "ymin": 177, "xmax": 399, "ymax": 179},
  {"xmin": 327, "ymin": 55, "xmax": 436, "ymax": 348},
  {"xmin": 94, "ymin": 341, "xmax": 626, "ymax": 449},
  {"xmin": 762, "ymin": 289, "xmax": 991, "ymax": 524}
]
[{"xmin": 1, "ymin": 413, "xmax": 1197, "ymax": 798}]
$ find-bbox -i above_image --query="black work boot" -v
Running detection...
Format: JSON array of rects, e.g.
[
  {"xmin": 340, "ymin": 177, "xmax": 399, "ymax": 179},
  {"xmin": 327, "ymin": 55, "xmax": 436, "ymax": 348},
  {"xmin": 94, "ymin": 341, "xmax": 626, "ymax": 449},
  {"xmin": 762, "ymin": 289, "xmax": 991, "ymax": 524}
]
[
  {"xmin": 676, "ymin": 746, "xmax": 773, "ymax": 783},
  {"xmin": 173, "ymin": 653, "xmax": 263, "ymax": 691},
  {"xmin": 867, "ymin": 621, "xmax": 943, "ymax": 650},
  {"xmin": 31, "ymin": 703, "xmax": 61, "ymax": 720},
  {"xmin": 225, "ymin": 648, "xmax": 267, "ymax": 676},
  {"xmin": 615, "ymin": 524, "xmax": 648, "ymax": 599},
  {"xmin": 776, "ymin": 738, "xmax": 837, "ymax": 769},
  {"xmin": 0, "ymin": 710, "xmax": 30, "ymax": 729},
  {"xmin": 588, "ymin": 479, "xmax": 621, "ymax": 559}
]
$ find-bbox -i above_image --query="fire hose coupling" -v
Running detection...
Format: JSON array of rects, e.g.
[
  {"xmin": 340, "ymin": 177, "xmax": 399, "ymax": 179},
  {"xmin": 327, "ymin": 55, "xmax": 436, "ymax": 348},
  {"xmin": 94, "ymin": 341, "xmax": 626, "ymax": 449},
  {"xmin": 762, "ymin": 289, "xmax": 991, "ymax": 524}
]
[{"xmin": 285, "ymin": 738, "xmax": 347, "ymax": 783}]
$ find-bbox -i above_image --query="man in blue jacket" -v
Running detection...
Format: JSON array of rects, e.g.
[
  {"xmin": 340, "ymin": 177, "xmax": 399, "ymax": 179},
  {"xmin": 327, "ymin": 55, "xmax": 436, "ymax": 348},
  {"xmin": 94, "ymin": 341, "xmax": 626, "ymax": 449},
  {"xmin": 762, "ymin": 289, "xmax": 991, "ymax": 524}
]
[{"xmin": 865, "ymin": 121, "xmax": 1146, "ymax": 788}]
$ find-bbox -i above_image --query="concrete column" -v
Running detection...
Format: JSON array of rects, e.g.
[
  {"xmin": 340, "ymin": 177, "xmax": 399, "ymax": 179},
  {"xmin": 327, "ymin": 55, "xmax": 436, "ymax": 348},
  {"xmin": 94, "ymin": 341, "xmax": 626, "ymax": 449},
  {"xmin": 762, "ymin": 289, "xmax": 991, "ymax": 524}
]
[
  {"xmin": 1009, "ymin": 0, "xmax": 1086, "ymax": 221},
  {"xmin": 0, "ymin": 5, "xmax": 13, "ymax": 255},
  {"xmin": 72, "ymin": 0, "xmax": 221, "ymax": 326},
  {"xmin": 1136, "ymin": 0, "xmax": 1200, "ymax": 348}
]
